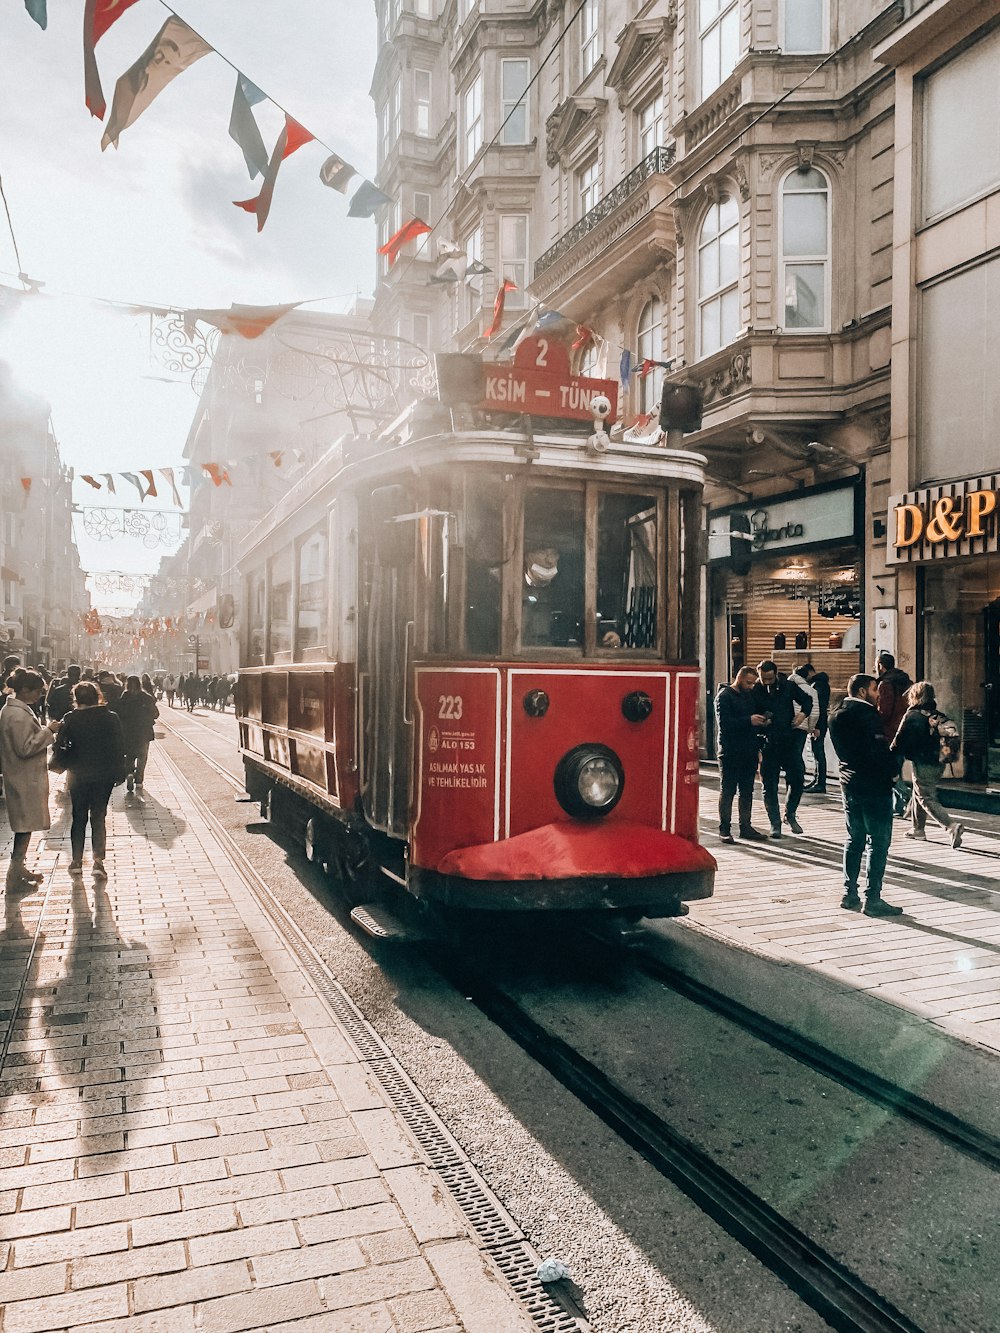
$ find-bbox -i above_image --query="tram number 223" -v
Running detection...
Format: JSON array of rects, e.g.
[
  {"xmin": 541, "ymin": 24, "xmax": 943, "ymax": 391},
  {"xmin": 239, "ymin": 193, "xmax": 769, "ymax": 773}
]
[{"xmin": 438, "ymin": 695, "xmax": 464, "ymax": 720}]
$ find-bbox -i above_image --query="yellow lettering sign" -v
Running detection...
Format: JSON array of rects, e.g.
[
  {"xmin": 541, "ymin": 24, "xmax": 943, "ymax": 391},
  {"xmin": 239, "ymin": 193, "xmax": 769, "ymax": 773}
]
[
  {"xmin": 894, "ymin": 503, "xmax": 924, "ymax": 549},
  {"xmin": 925, "ymin": 495, "xmax": 964, "ymax": 544},
  {"xmin": 966, "ymin": 488, "xmax": 998, "ymax": 539}
]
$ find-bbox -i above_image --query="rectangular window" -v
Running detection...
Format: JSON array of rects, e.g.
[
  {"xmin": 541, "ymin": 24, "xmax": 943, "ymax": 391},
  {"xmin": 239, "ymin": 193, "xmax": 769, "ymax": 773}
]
[
  {"xmin": 464, "ymin": 227, "xmax": 483, "ymax": 324},
  {"xmin": 296, "ymin": 528, "xmax": 328, "ymax": 658},
  {"xmin": 463, "ymin": 74, "xmax": 483, "ymax": 167},
  {"xmin": 380, "ymin": 79, "xmax": 400, "ymax": 162},
  {"xmin": 413, "ymin": 312, "xmax": 431, "ymax": 349},
  {"xmin": 413, "ymin": 190, "xmax": 432, "ymax": 254},
  {"xmin": 922, "ymin": 24, "xmax": 1000, "ymax": 223},
  {"xmin": 522, "ymin": 487, "xmax": 585, "ymax": 649},
  {"xmin": 597, "ymin": 492, "xmax": 659, "ymax": 650},
  {"xmin": 415, "ymin": 68, "xmax": 432, "ymax": 137},
  {"xmin": 501, "ymin": 59, "xmax": 530, "ymax": 144},
  {"xmin": 581, "ymin": 0, "xmax": 601, "ymax": 77},
  {"xmin": 414, "ymin": 0, "xmax": 432, "ymax": 14},
  {"xmin": 637, "ymin": 92, "xmax": 664, "ymax": 160},
  {"xmin": 578, "ymin": 156, "xmax": 600, "ymax": 217},
  {"xmin": 247, "ymin": 572, "xmax": 265, "ymax": 663},
  {"xmin": 782, "ymin": 0, "xmax": 825, "ymax": 53},
  {"xmin": 268, "ymin": 549, "xmax": 293, "ymax": 660},
  {"xmin": 700, "ymin": 0, "xmax": 739, "ymax": 99},
  {"xmin": 459, "ymin": 0, "xmax": 477, "ymax": 17},
  {"xmin": 500, "ymin": 214, "xmax": 528, "ymax": 309},
  {"xmin": 462, "ymin": 474, "xmax": 503, "ymax": 657}
]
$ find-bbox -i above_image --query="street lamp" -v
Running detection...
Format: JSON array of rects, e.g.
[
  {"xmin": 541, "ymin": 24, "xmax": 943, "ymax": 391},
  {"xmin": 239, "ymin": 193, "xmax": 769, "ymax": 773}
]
[{"xmin": 188, "ymin": 632, "xmax": 199, "ymax": 671}]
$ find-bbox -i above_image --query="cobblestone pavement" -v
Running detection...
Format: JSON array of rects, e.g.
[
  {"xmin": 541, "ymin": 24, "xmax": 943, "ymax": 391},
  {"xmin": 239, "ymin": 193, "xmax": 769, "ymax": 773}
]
[
  {"xmin": 0, "ymin": 753, "xmax": 534, "ymax": 1333},
  {"xmin": 693, "ymin": 772, "xmax": 1000, "ymax": 1055}
]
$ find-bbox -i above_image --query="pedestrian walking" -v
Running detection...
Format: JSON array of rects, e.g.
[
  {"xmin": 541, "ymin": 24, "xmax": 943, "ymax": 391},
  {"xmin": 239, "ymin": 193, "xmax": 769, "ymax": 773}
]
[
  {"xmin": 97, "ymin": 670, "xmax": 123, "ymax": 711},
  {"xmin": 184, "ymin": 673, "xmax": 199, "ymax": 712},
  {"xmin": 51, "ymin": 681, "xmax": 126, "ymax": 878},
  {"xmin": 0, "ymin": 668, "xmax": 61, "ymax": 892},
  {"xmin": 714, "ymin": 665, "xmax": 768, "ymax": 843},
  {"xmin": 800, "ymin": 663, "xmax": 831, "ymax": 792},
  {"xmin": 891, "ymin": 681, "xmax": 965, "ymax": 849},
  {"xmin": 140, "ymin": 672, "xmax": 157, "ymax": 700},
  {"xmin": 164, "ymin": 673, "xmax": 177, "ymax": 708},
  {"xmin": 828, "ymin": 673, "xmax": 901, "ymax": 916},
  {"xmin": 45, "ymin": 663, "xmax": 81, "ymax": 723},
  {"xmin": 117, "ymin": 675, "xmax": 159, "ymax": 795},
  {"xmin": 751, "ymin": 660, "xmax": 816, "ymax": 837},
  {"xmin": 876, "ymin": 652, "xmax": 913, "ymax": 815}
]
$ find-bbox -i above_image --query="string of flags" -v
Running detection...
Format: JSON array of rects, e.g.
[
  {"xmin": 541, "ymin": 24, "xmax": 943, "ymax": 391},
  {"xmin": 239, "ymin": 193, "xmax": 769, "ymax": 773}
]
[{"xmin": 23, "ymin": 0, "xmax": 393, "ymax": 230}]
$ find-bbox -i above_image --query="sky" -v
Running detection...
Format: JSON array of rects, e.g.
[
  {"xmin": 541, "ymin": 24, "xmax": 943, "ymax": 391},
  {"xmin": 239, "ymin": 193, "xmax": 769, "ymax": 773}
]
[{"xmin": 0, "ymin": 0, "xmax": 377, "ymax": 610}]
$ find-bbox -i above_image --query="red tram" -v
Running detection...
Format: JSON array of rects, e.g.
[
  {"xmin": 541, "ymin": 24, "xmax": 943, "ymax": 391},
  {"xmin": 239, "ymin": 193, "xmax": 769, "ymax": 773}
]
[{"xmin": 236, "ymin": 343, "xmax": 715, "ymax": 922}]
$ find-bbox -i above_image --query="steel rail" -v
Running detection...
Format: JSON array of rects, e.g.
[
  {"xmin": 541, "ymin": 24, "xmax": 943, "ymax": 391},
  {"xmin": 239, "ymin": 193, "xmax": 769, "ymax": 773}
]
[{"xmin": 429, "ymin": 946, "xmax": 924, "ymax": 1333}]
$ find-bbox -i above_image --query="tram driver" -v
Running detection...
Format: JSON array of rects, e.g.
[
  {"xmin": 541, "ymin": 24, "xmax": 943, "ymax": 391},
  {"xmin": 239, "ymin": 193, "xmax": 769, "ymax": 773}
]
[{"xmin": 522, "ymin": 545, "xmax": 583, "ymax": 647}]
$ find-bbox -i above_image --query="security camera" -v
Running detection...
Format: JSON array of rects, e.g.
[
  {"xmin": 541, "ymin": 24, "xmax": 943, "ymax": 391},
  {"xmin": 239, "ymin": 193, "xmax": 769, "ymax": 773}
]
[{"xmin": 591, "ymin": 393, "xmax": 613, "ymax": 422}]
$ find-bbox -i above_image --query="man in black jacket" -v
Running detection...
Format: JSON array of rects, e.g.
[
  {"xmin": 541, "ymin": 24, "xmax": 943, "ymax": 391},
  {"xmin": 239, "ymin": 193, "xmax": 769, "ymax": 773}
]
[
  {"xmin": 800, "ymin": 663, "xmax": 830, "ymax": 792},
  {"xmin": 714, "ymin": 666, "xmax": 768, "ymax": 843},
  {"xmin": 828, "ymin": 673, "xmax": 901, "ymax": 917},
  {"xmin": 46, "ymin": 664, "xmax": 81, "ymax": 723},
  {"xmin": 751, "ymin": 660, "xmax": 815, "ymax": 838}
]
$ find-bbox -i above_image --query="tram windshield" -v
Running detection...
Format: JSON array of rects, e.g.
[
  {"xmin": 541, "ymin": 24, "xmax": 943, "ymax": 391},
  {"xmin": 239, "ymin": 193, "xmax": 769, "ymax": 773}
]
[
  {"xmin": 597, "ymin": 492, "xmax": 658, "ymax": 650},
  {"xmin": 522, "ymin": 487, "xmax": 585, "ymax": 648}
]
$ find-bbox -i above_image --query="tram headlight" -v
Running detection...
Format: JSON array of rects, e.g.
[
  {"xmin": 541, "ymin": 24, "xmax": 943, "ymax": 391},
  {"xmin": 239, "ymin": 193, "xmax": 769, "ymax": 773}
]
[{"xmin": 554, "ymin": 744, "xmax": 624, "ymax": 819}]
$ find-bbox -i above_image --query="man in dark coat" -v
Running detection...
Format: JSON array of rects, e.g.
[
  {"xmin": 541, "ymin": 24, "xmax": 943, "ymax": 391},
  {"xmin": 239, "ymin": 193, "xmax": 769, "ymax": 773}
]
[
  {"xmin": 829, "ymin": 673, "xmax": 901, "ymax": 917},
  {"xmin": 714, "ymin": 665, "xmax": 768, "ymax": 844},
  {"xmin": 751, "ymin": 660, "xmax": 815, "ymax": 838},
  {"xmin": 46, "ymin": 664, "xmax": 81, "ymax": 723},
  {"xmin": 800, "ymin": 663, "xmax": 831, "ymax": 793},
  {"xmin": 97, "ymin": 670, "xmax": 123, "ymax": 711},
  {"xmin": 876, "ymin": 651, "xmax": 913, "ymax": 814}
]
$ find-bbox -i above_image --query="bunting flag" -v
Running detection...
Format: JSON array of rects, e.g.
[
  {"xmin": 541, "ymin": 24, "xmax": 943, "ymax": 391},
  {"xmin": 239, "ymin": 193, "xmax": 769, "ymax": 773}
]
[
  {"xmin": 81, "ymin": 474, "xmax": 102, "ymax": 489},
  {"xmin": 24, "ymin": 0, "xmax": 46, "ymax": 29},
  {"xmin": 140, "ymin": 469, "xmax": 158, "ymax": 500},
  {"xmin": 268, "ymin": 451, "xmax": 284, "ymax": 467},
  {"xmin": 119, "ymin": 471, "xmax": 146, "ymax": 502},
  {"xmin": 572, "ymin": 325, "xmax": 594, "ymax": 351},
  {"xmin": 319, "ymin": 153, "xmax": 355, "ymax": 193},
  {"xmin": 234, "ymin": 115, "xmax": 315, "ymax": 232},
  {"xmin": 229, "ymin": 74, "xmax": 268, "ymax": 179},
  {"xmin": 83, "ymin": 0, "xmax": 143, "ymax": 119},
  {"xmin": 203, "ymin": 463, "xmax": 231, "ymax": 487},
  {"xmin": 430, "ymin": 240, "xmax": 467, "ymax": 285},
  {"xmin": 378, "ymin": 217, "xmax": 431, "ymax": 265},
  {"xmin": 347, "ymin": 180, "xmax": 392, "ymax": 219},
  {"xmin": 20, "ymin": 478, "xmax": 31, "ymax": 496},
  {"xmin": 638, "ymin": 358, "xmax": 656, "ymax": 377},
  {"xmin": 101, "ymin": 17, "xmax": 212, "ymax": 151},
  {"xmin": 102, "ymin": 473, "xmax": 116, "ymax": 495},
  {"xmin": 485, "ymin": 279, "xmax": 517, "ymax": 340},
  {"xmin": 159, "ymin": 468, "xmax": 183, "ymax": 507},
  {"xmin": 183, "ymin": 302, "xmax": 300, "ymax": 339}
]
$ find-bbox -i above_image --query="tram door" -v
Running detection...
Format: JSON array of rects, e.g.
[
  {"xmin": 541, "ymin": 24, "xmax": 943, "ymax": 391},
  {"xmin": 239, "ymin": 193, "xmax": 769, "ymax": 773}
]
[
  {"xmin": 360, "ymin": 488, "xmax": 416, "ymax": 839},
  {"xmin": 985, "ymin": 597, "xmax": 1000, "ymax": 782}
]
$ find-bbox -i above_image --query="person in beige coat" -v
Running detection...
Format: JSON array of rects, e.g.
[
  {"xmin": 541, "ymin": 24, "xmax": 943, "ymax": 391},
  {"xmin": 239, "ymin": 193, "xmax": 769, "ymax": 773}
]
[{"xmin": 0, "ymin": 668, "xmax": 60, "ymax": 891}]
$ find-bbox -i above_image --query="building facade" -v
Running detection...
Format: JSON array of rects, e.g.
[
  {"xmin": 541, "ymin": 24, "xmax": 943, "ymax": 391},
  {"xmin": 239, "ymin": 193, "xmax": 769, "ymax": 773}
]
[
  {"xmin": 372, "ymin": 0, "xmax": 901, "ymax": 730},
  {"xmin": 876, "ymin": 0, "xmax": 1000, "ymax": 785}
]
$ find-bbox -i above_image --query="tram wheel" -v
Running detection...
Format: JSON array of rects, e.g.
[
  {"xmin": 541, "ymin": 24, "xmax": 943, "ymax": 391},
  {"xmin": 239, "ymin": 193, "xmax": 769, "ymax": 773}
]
[{"xmin": 304, "ymin": 817, "xmax": 328, "ymax": 866}]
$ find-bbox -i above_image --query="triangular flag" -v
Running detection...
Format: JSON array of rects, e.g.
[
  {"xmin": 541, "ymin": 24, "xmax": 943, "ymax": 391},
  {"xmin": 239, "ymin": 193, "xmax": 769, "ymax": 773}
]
[
  {"xmin": 347, "ymin": 180, "xmax": 392, "ymax": 218},
  {"xmin": 159, "ymin": 468, "xmax": 182, "ymax": 507},
  {"xmin": 319, "ymin": 153, "xmax": 355, "ymax": 193},
  {"xmin": 101, "ymin": 17, "xmax": 212, "ymax": 151},
  {"xmin": 83, "ymin": 0, "xmax": 142, "ymax": 119},
  {"xmin": 102, "ymin": 473, "xmax": 116, "ymax": 495},
  {"xmin": 229, "ymin": 73, "xmax": 268, "ymax": 179},
  {"xmin": 140, "ymin": 469, "xmax": 157, "ymax": 500},
  {"xmin": 20, "ymin": 477, "xmax": 31, "ymax": 495},
  {"xmin": 620, "ymin": 350, "xmax": 632, "ymax": 390},
  {"xmin": 572, "ymin": 325, "xmax": 594, "ymax": 351},
  {"xmin": 485, "ymin": 279, "xmax": 517, "ymax": 340},
  {"xmin": 203, "ymin": 463, "xmax": 231, "ymax": 487},
  {"xmin": 430, "ymin": 245, "xmax": 467, "ymax": 285},
  {"xmin": 268, "ymin": 451, "xmax": 284, "ymax": 467},
  {"xmin": 378, "ymin": 217, "xmax": 432, "ymax": 265},
  {"xmin": 120, "ymin": 472, "xmax": 145, "ymax": 502},
  {"xmin": 638, "ymin": 358, "xmax": 656, "ymax": 378},
  {"xmin": 81, "ymin": 474, "xmax": 102, "ymax": 490},
  {"xmin": 234, "ymin": 115, "xmax": 314, "ymax": 232},
  {"xmin": 183, "ymin": 302, "xmax": 300, "ymax": 340},
  {"xmin": 24, "ymin": 0, "xmax": 46, "ymax": 29}
]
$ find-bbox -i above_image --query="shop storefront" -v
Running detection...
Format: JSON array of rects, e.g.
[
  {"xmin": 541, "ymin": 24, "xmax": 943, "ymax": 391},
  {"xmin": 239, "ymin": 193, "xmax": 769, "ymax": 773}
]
[
  {"xmin": 708, "ymin": 480, "xmax": 864, "ymax": 727},
  {"xmin": 889, "ymin": 474, "xmax": 1000, "ymax": 785}
]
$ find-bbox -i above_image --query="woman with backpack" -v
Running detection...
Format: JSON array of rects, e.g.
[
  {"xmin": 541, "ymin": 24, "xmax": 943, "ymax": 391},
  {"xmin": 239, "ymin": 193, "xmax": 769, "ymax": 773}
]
[{"xmin": 891, "ymin": 680, "xmax": 964, "ymax": 849}]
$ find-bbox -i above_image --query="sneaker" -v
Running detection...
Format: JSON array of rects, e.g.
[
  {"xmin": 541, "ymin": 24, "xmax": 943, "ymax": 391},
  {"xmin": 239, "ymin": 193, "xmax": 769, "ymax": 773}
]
[
  {"xmin": 769, "ymin": 825, "xmax": 782, "ymax": 840},
  {"xmin": 92, "ymin": 860, "xmax": 107, "ymax": 880},
  {"xmin": 950, "ymin": 823, "xmax": 965, "ymax": 850},
  {"xmin": 739, "ymin": 827, "xmax": 767, "ymax": 842},
  {"xmin": 719, "ymin": 831, "xmax": 735, "ymax": 844},
  {"xmin": 904, "ymin": 830, "xmax": 926, "ymax": 841},
  {"xmin": 21, "ymin": 869, "xmax": 44, "ymax": 883},
  {"xmin": 864, "ymin": 897, "xmax": 903, "ymax": 918},
  {"xmin": 126, "ymin": 776, "xmax": 134, "ymax": 792},
  {"xmin": 68, "ymin": 860, "xmax": 83, "ymax": 874},
  {"xmin": 840, "ymin": 892, "xmax": 862, "ymax": 911},
  {"xmin": 784, "ymin": 814, "xmax": 804, "ymax": 835},
  {"xmin": 803, "ymin": 782, "xmax": 827, "ymax": 794}
]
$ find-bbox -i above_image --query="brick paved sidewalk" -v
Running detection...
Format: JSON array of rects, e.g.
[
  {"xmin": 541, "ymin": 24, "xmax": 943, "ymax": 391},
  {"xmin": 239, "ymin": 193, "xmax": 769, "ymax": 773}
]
[
  {"xmin": 0, "ymin": 753, "xmax": 535, "ymax": 1333},
  {"xmin": 688, "ymin": 772, "xmax": 1000, "ymax": 1054}
]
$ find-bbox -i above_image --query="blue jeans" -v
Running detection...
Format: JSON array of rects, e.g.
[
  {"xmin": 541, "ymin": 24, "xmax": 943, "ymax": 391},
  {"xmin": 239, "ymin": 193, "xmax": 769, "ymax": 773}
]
[{"xmin": 842, "ymin": 787, "xmax": 893, "ymax": 899}]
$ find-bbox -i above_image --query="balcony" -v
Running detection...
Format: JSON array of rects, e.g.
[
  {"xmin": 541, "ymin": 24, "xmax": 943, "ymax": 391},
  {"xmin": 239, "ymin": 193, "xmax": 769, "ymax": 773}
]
[{"xmin": 530, "ymin": 147, "xmax": 677, "ymax": 311}]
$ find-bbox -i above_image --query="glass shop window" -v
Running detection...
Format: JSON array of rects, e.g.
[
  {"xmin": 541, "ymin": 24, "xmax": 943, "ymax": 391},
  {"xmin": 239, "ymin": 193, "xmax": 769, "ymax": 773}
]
[
  {"xmin": 269, "ymin": 549, "xmax": 293, "ymax": 660},
  {"xmin": 596, "ymin": 492, "xmax": 659, "ymax": 650},
  {"xmin": 296, "ymin": 528, "xmax": 328, "ymax": 657},
  {"xmin": 521, "ymin": 487, "xmax": 585, "ymax": 649}
]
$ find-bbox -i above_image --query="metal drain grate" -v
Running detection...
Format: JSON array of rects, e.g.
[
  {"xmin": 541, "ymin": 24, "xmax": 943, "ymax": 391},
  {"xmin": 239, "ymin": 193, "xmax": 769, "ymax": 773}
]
[{"xmin": 161, "ymin": 749, "xmax": 589, "ymax": 1333}]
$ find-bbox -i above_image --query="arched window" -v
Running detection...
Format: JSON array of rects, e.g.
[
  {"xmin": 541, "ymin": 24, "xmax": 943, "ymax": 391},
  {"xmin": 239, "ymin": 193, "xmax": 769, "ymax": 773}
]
[
  {"xmin": 636, "ymin": 296, "xmax": 663, "ymax": 413},
  {"xmin": 580, "ymin": 339, "xmax": 601, "ymax": 378},
  {"xmin": 781, "ymin": 167, "xmax": 829, "ymax": 331},
  {"xmin": 697, "ymin": 194, "xmax": 739, "ymax": 357}
]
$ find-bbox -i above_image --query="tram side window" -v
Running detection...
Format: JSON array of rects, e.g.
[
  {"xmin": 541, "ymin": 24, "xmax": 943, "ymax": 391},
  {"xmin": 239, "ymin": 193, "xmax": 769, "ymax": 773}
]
[
  {"xmin": 464, "ymin": 475, "xmax": 504, "ymax": 656},
  {"xmin": 269, "ymin": 549, "xmax": 293, "ymax": 660},
  {"xmin": 522, "ymin": 487, "xmax": 585, "ymax": 648},
  {"xmin": 247, "ymin": 572, "xmax": 265, "ymax": 664},
  {"xmin": 296, "ymin": 528, "xmax": 328, "ymax": 658},
  {"xmin": 597, "ymin": 492, "xmax": 658, "ymax": 650}
]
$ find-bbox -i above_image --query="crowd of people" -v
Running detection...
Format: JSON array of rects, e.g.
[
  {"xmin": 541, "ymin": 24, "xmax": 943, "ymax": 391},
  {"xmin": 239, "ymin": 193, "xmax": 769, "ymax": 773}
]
[
  {"xmin": 715, "ymin": 651, "xmax": 967, "ymax": 918},
  {"xmin": 162, "ymin": 673, "xmax": 234, "ymax": 712}
]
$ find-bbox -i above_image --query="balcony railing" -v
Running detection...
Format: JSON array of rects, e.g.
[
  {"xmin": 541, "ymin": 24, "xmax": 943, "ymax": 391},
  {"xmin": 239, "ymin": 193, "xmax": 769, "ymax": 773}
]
[{"xmin": 533, "ymin": 145, "xmax": 676, "ymax": 279}]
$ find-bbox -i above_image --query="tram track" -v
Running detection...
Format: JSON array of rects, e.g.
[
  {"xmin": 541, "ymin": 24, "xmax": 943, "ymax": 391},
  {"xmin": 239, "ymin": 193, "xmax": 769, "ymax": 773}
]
[{"xmin": 163, "ymin": 719, "xmax": 1000, "ymax": 1332}]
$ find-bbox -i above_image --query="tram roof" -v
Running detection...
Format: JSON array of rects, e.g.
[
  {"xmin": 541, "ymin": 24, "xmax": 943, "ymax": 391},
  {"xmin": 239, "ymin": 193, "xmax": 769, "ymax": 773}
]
[{"xmin": 239, "ymin": 401, "xmax": 707, "ymax": 563}]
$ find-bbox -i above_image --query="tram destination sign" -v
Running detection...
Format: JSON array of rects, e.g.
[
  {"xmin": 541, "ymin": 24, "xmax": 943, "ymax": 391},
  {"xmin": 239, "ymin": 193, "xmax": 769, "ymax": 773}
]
[{"xmin": 437, "ymin": 337, "xmax": 618, "ymax": 424}]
